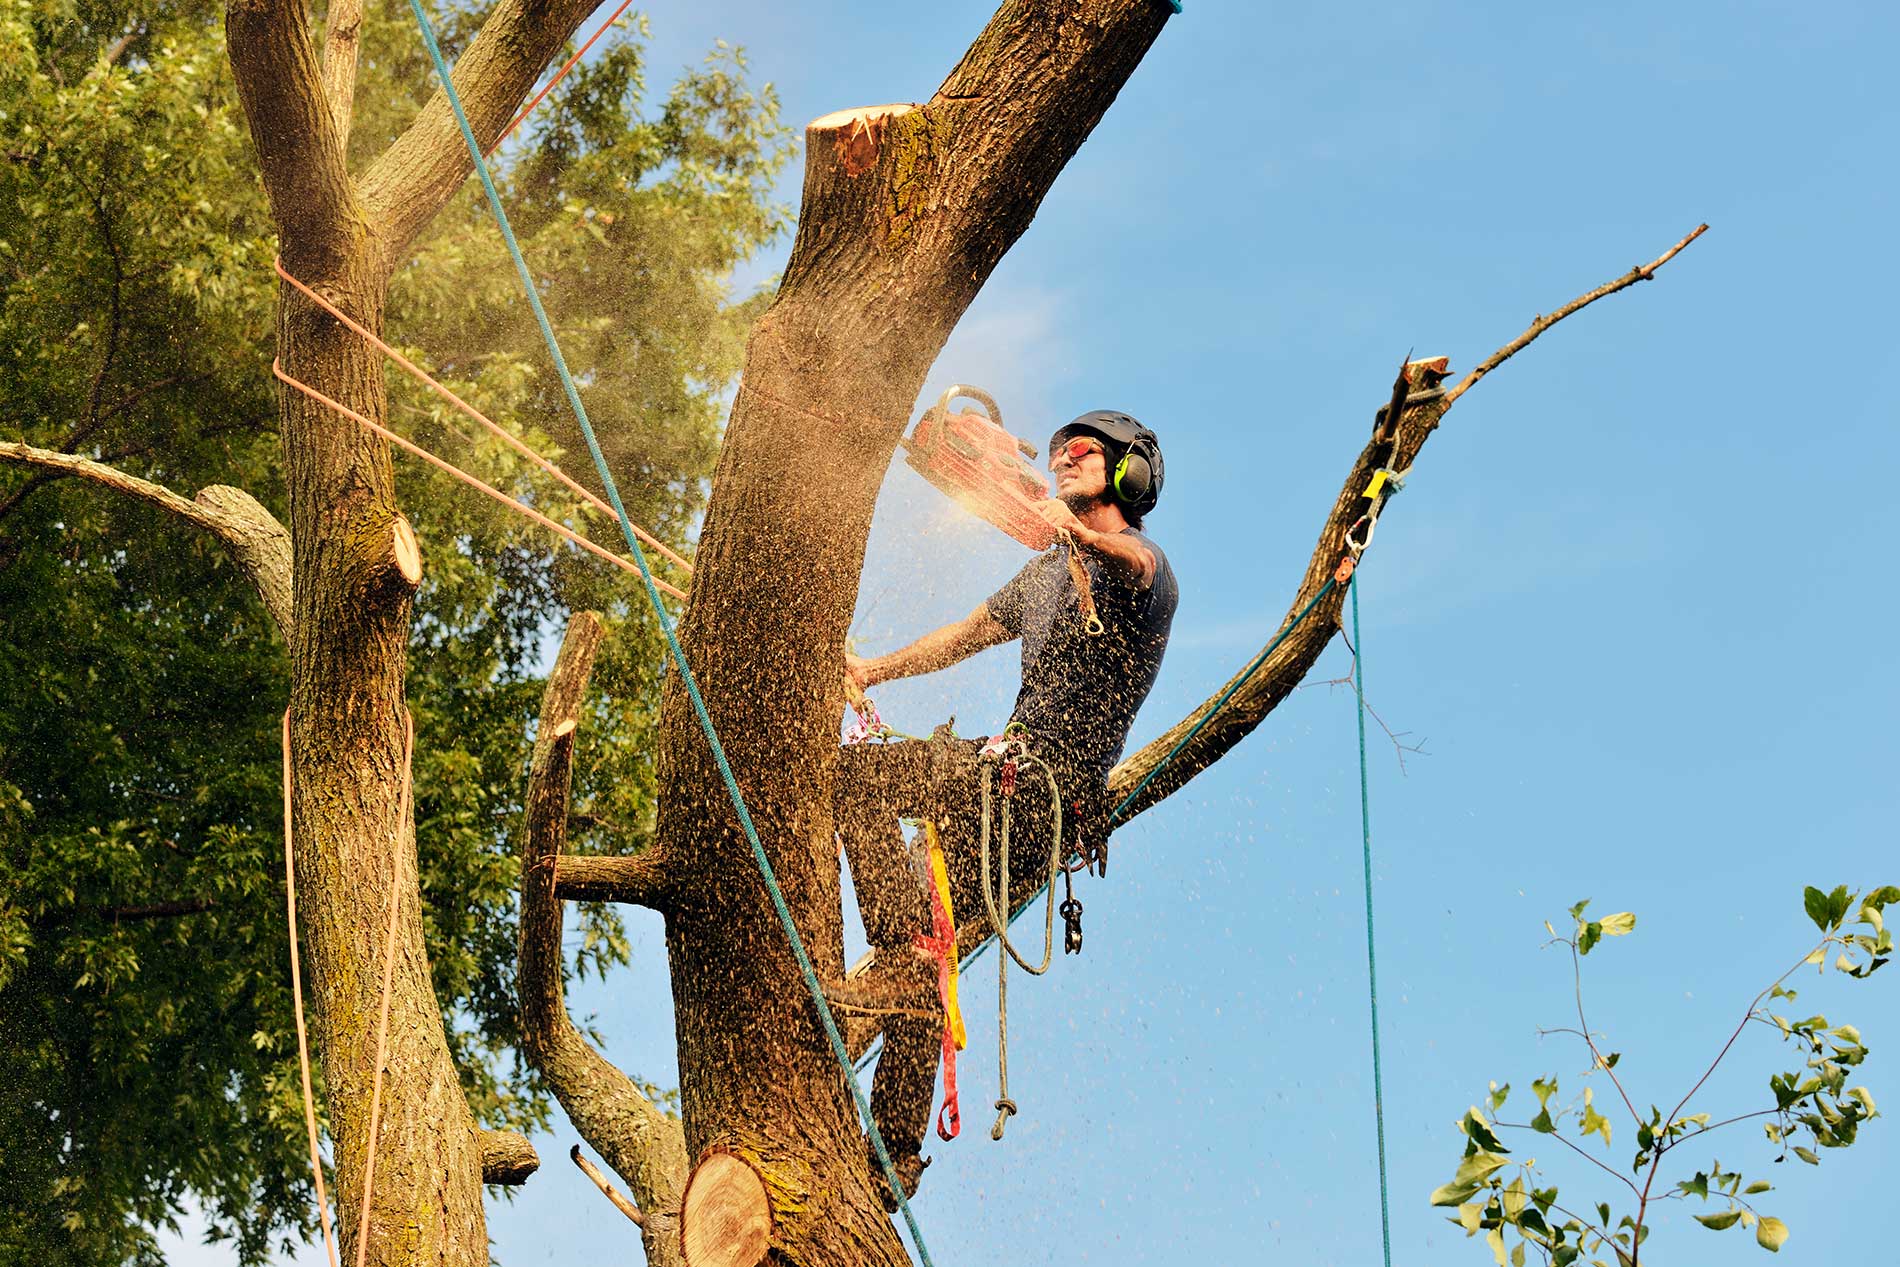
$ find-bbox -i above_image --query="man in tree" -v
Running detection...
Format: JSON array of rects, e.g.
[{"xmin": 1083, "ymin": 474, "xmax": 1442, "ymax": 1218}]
[{"xmin": 832, "ymin": 409, "xmax": 1179, "ymax": 1205}]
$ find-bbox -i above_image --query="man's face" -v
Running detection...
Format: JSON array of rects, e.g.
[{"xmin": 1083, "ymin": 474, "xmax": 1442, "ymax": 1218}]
[{"xmin": 1050, "ymin": 434, "xmax": 1110, "ymax": 511}]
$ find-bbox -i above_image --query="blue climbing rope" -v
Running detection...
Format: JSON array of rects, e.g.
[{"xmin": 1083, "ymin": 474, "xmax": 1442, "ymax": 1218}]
[
  {"xmin": 1351, "ymin": 580, "xmax": 1394, "ymax": 1267},
  {"xmin": 402, "ymin": 6, "xmax": 936, "ymax": 1259}
]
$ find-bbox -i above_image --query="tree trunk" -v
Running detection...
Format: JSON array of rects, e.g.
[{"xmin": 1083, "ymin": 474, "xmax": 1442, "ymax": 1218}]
[{"xmin": 652, "ymin": 3, "xmax": 1172, "ymax": 1258}]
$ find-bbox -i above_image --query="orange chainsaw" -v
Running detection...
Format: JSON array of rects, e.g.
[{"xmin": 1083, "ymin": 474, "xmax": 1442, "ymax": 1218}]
[{"xmin": 901, "ymin": 385, "xmax": 1057, "ymax": 552}]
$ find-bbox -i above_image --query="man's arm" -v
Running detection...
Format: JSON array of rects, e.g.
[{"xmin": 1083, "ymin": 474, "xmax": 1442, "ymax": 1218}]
[
  {"xmin": 847, "ymin": 603, "xmax": 1013, "ymax": 690},
  {"xmin": 1029, "ymin": 501, "xmax": 1156, "ymax": 589}
]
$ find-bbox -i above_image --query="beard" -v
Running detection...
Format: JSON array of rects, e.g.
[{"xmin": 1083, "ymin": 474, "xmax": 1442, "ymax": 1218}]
[{"xmin": 1059, "ymin": 487, "xmax": 1104, "ymax": 515}]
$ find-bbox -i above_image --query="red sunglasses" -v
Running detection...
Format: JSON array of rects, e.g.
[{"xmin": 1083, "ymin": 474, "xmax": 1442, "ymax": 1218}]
[{"xmin": 1050, "ymin": 436, "xmax": 1105, "ymax": 469}]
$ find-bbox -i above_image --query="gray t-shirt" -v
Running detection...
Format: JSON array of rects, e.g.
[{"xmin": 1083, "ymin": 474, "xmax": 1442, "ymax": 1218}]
[{"xmin": 986, "ymin": 528, "xmax": 1178, "ymax": 784}]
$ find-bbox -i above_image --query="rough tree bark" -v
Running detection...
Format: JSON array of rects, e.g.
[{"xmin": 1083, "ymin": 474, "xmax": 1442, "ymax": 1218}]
[
  {"xmin": 635, "ymin": 3, "xmax": 1175, "ymax": 1262},
  {"xmin": 217, "ymin": 0, "xmax": 614, "ymax": 1260}
]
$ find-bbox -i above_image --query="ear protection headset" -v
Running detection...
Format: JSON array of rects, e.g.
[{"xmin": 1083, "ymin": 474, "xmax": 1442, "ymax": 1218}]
[{"xmin": 1052, "ymin": 410, "xmax": 1165, "ymax": 518}]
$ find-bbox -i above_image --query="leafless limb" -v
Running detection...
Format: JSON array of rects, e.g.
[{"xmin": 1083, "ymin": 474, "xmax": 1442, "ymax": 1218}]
[
  {"xmin": 0, "ymin": 440, "xmax": 292, "ymax": 637},
  {"xmin": 1442, "ymin": 224, "xmax": 1710, "ymax": 408},
  {"xmin": 570, "ymin": 1145, "xmax": 646, "ymax": 1228}
]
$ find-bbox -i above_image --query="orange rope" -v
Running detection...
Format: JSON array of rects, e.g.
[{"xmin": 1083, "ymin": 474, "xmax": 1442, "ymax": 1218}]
[
  {"xmin": 283, "ymin": 712, "xmax": 341, "ymax": 1267},
  {"xmin": 487, "ymin": 0, "xmax": 640, "ymax": 155},
  {"xmin": 354, "ymin": 709, "xmax": 413, "ymax": 1267},
  {"xmin": 272, "ymin": 358, "xmax": 688, "ymax": 602},
  {"xmin": 272, "ymin": 257, "xmax": 694, "ymax": 578}
]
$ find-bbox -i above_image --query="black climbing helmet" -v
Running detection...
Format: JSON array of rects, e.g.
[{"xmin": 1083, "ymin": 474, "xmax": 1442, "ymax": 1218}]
[{"xmin": 1049, "ymin": 410, "xmax": 1164, "ymax": 518}]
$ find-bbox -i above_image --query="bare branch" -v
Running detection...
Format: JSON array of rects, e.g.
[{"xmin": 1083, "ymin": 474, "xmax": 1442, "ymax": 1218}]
[
  {"xmin": 319, "ymin": 0, "xmax": 364, "ymax": 141},
  {"xmin": 517, "ymin": 613, "xmax": 687, "ymax": 1265},
  {"xmin": 570, "ymin": 1145, "xmax": 646, "ymax": 1228},
  {"xmin": 0, "ymin": 441, "xmax": 293, "ymax": 639},
  {"xmin": 1108, "ymin": 225, "xmax": 1708, "ymax": 822},
  {"xmin": 478, "ymin": 1129, "xmax": 540, "ymax": 1186},
  {"xmin": 552, "ymin": 854, "xmax": 669, "ymax": 907},
  {"xmin": 357, "ymin": 0, "xmax": 602, "ymax": 265},
  {"xmin": 1443, "ymin": 224, "xmax": 1709, "ymax": 408}
]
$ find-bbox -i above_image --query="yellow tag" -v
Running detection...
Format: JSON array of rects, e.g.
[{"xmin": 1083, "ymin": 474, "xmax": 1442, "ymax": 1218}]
[
  {"xmin": 1362, "ymin": 469, "xmax": 1389, "ymax": 500},
  {"xmin": 923, "ymin": 822, "xmax": 967, "ymax": 1050}
]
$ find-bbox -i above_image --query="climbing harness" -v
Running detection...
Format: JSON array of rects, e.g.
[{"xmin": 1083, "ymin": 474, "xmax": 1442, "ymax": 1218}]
[{"xmin": 403, "ymin": 2, "xmax": 936, "ymax": 1257}]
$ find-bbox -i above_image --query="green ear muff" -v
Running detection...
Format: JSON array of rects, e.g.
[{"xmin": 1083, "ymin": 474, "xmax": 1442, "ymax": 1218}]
[{"xmin": 1113, "ymin": 451, "xmax": 1152, "ymax": 508}]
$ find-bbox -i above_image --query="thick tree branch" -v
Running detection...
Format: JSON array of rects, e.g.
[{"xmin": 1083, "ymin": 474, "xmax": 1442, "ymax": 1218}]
[
  {"xmin": 477, "ymin": 1129, "xmax": 539, "ymax": 1185},
  {"xmin": 0, "ymin": 441, "xmax": 294, "ymax": 639},
  {"xmin": 518, "ymin": 613, "xmax": 687, "ymax": 1266},
  {"xmin": 319, "ymin": 0, "xmax": 364, "ymax": 141},
  {"xmin": 357, "ymin": 0, "xmax": 600, "ymax": 266},
  {"xmin": 551, "ymin": 854, "xmax": 669, "ymax": 907},
  {"xmin": 1106, "ymin": 225, "xmax": 1709, "ymax": 821},
  {"xmin": 225, "ymin": 0, "xmax": 359, "ymax": 277}
]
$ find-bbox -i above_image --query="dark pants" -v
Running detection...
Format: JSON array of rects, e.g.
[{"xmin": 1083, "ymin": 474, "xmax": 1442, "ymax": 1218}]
[{"xmin": 835, "ymin": 730, "xmax": 1102, "ymax": 1158}]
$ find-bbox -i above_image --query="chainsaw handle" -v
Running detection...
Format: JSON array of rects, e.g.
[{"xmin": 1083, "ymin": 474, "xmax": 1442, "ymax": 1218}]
[{"xmin": 932, "ymin": 384, "xmax": 1027, "ymax": 456}]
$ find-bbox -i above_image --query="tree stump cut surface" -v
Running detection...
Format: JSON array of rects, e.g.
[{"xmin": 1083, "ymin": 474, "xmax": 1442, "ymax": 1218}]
[{"xmin": 680, "ymin": 1150, "xmax": 772, "ymax": 1267}]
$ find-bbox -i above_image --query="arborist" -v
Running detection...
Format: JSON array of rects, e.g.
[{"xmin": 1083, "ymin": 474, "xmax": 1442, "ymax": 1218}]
[{"xmin": 828, "ymin": 409, "xmax": 1179, "ymax": 1208}]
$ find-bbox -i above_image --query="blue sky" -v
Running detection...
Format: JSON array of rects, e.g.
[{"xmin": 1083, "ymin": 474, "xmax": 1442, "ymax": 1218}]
[{"xmin": 167, "ymin": 1, "xmax": 1897, "ymax": 1264}]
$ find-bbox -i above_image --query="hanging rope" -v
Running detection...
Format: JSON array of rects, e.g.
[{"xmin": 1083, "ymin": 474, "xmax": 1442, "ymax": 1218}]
[
  {"xmin": 402, "ymin": 3, "xmax": 936, "ymax": 1257},
  {"xmin": 1351, "ymin": 580, "xmax": 1394, "ymax": 1267},
  {"xmin": 283, "ymin": 713, "xmax": 340, "ymax": 1267},
  {"xmin": 282, "ymin": 708, "xmax": 413, "ymax": 1267}
]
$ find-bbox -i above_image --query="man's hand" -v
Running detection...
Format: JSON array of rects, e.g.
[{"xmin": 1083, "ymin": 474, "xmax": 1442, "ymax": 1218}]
[
  {"xmin": 845, "ymin": 652, "xmax": 876, "ymax": 693},
  {"xmin": 1031, "ymin": 498, "xmax": 1087, "ymax": 538}
]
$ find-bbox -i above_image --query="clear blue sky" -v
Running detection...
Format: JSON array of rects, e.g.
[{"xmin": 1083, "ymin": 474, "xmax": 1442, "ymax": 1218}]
[{"xmin": 169, "ymin": 1, "xmax": 1898, "ymax": 1263}]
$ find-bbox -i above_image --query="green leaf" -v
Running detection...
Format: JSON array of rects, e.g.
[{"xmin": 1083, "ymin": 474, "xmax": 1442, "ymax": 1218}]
[
  {"xmin": 1849, "ymin": 1086, "xmax": 1877, "ymax": 1116},
  {"xmin": 1432, "ymin": 1181, "xmax": 1482, "ymax": 1207},
  {"xmin": 1486, "ymin": 1226, "xmax": 1508, "ymax": 1267},
  {"xmin": 1511, "ymin": 1242, "xmax": 1526, "ymax": 1267},
  {"xmin": 1531, "ymin": 1107, "xmax": 1556, "ymax": 1134},
  {"xmin": 1502, "ymin": 1177, "xmax": 1528, "ymax": 1221},
  {"xmin": 1454, "ymin": 1151, "xmax": 1513, "ymax": 1187},
  {"xmin": 1804, "ymin": 886, "xmax": 1831, "ymax": 932},
  {"xmin": 1459, "ymin": 1203, "xmax": 1485, "ymax": 1234},
  {"xmin": 1598, "ymin": 912, "xmax": 1636, "ymax": 937},
  {"xmin": 1827, "ymin": 885, "xmax": 1852, "ymax": 928},
  {"xmin": 1756, "ymin": 1216, "xmax": 1788, "ymax": 1251},
  {"xmin": 1464, "ymin": 1108, "xmax": 1509, "ymax": 1154},
  {"xmin": 1696, "ymin": 1210, "xmax": 1742, "ymax": 1230},
  {"xmin": 1570, "ymin": 899, "xmax": 1592, "ymax": 920},
  {"xmin": 1677, "ymin": 1172, "xmax": 1709, "ymax": 1199},
  {"xmin": 1489, "ymin": 1081, "xmax": 1511, "ymax": 1112},
  {"xmin": 1533, "ymin": 1076, "xmax": 1558, "ymax": 1107},
  {"xmin": 1792, "ymin": 1146, "xmax": 1819, "ymax": 1165},
  {"xmin": 1579, "ymin": 1089, "xmax": 1613, "ymax": 1147},
  {"xmin": 1580, "ymin": 921, "xmax": 1603, "ymax": 955},
  {"xmin": 1744, "ymin": 1180, "xmax": 1772, "ymax": 1195}
]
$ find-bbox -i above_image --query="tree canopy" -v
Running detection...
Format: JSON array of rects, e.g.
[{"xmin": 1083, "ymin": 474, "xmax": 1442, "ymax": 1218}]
[{"xmin": 0, "ymin": 1, "xmax": 789, "ymax": 1258}]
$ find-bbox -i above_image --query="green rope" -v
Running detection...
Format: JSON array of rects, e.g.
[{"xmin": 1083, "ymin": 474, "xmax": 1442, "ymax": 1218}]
[
  {"xmin": 1109, "ymin": 577, "xmax": 1337, "ymax": 824},
  {"xmin": 940, "ymin": 577, "xmax": 1339, "ymax": 987},
  {"xmin": 401, "ymin": 7, "xmax": 934, "ymax": 1259},
  {"xmin": 1352, "ymin": 580, "xmax": 1394, "ymax": 1267}
]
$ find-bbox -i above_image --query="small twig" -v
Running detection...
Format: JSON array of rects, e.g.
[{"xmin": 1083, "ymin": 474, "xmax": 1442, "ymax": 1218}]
[
  {"xmin": 1442, "ymin": 224, "xmax": 1709, "ymax": 409},
  {"xmin": 570, "ymin": 1145, "xmax": 646, "ymax": 1228},
  {"xmin": 1301, "ymin": 627, "xmax": 1428, "ymax": 772},
  {"xmin": 1568, "ymin": 938, "xmax": 1643, "ymax": 1127},
  {"xmin": 1651, "ymin": 1107, "xmax": 1781, "ymax": 1160},
  {"xmin": 1495, "ymin": 1120, "xmax": 1642, "ymax": 1200}
]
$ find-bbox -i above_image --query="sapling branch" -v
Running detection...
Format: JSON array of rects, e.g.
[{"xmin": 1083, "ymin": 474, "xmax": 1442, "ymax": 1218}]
[
  {"xmin": 1493, "ymin": 1119, "xmax": 1642, "ymax": 1198},
  {"xmin": 1568, "ymin": 936, "xmax": 1643, "ymax": 1128}
]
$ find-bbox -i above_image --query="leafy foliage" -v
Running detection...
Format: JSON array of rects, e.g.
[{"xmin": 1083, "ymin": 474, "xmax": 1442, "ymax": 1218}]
[
  {"xmin": 1432, "ymin": 886, "xmax": 1895, "ymax": 1266},
  {"xmin": 0, "ymin": 0, "xmax": 790, "ymax": 1260}
]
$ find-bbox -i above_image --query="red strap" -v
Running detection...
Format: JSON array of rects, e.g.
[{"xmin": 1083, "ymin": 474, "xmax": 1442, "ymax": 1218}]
[{"xmin": 912, "ymin": 869, "xmax": 962, "ymax": 1141}]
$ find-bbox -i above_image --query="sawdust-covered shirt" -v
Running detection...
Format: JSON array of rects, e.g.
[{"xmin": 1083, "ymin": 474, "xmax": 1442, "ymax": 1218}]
[{"xmin": 986, "ymin": 528, "xmax": 1178, "ymax": 785}]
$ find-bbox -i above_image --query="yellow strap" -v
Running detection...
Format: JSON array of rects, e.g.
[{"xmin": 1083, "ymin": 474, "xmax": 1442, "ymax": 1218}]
[
  {"xmin": 1362, "ymin": 469, "xmax": 1390, "ymax": 500},
  {"xmin": 923, "ymin": 822, "xmax": 967, "ymax": 1050}
]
